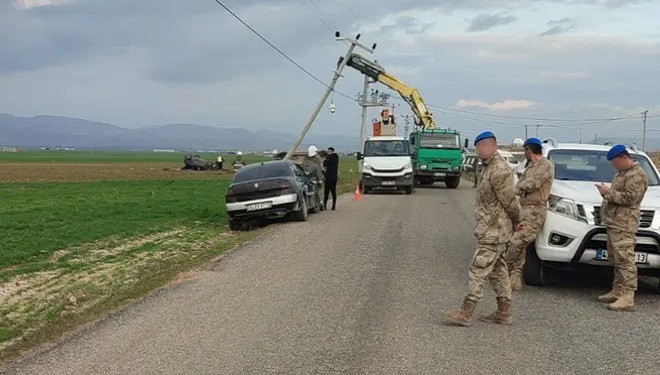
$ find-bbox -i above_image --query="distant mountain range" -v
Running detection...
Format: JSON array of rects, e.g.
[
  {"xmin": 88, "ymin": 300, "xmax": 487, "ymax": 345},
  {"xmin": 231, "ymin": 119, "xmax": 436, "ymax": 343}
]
[{"xmin": 0, "ymin": 114, "xmax": 359, "ymax": 152}]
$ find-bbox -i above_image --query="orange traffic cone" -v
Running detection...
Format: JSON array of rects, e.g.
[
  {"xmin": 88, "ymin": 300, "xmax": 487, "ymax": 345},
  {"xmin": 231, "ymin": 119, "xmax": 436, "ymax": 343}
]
[{"xmin": 354, "ymin": 184, "xmax": 362, "ymax": 201}]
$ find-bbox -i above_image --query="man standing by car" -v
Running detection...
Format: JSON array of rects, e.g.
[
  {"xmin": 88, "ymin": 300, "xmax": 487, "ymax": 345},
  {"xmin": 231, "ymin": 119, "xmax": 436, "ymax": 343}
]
[
  {"xmin": 441, "ymin": 131, "xmax": 520, "ymax": 326},
  {"xmin": 303, "ymin": 146, "xmax": 324, "ymax": 212},
  {"xmin": 324, "ymin": 147, "xmax": 339, "ymax": 211},
  {"xmin": 596, "ymin": 145, "xmax": 648, "ymax": 311},
  {"xmin": 505, "ymin": 138, "xmax": 554, "ymax": 291}
]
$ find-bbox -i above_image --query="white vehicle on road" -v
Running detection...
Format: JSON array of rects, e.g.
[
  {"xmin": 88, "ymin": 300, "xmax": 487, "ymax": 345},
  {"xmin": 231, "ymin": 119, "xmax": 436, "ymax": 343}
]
[
  {"xmin": 358, "ymin": 136, "xmax": 414, "ymax": 194},
  {"xmin": 525, "ymin": 140, "xmax": 660, "ymax": 286}
]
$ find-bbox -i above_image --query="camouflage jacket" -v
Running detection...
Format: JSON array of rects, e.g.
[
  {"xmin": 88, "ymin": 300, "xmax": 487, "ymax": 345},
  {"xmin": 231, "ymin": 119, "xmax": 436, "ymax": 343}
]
[
  {"xmin": 475, "ymin": 152, "xmax": 521, "ymax": 244},
  {"xmin": 516, "ymin": 157, "xmax": 554, "ymax": 206},
  {"xmin": 601, "ymin": 163, "xmax": 648, "ymax": 233},
  {"xmin": 302, "ymin": 157, "xmax": 324, "ymax": 185}
]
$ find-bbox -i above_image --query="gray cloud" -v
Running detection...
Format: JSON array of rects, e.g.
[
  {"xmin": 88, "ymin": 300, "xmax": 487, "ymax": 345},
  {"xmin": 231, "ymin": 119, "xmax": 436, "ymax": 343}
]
[
  {"xmin": 0, "ymin": 0, "xmax": 658, "ymax": 144},
  {"xmin": 539, "ymin": 17, "xmax": 576, "ymax": 36},
  {"xmin": 467, "ymin": 12, "xmax": 517, "ymax": 32}
]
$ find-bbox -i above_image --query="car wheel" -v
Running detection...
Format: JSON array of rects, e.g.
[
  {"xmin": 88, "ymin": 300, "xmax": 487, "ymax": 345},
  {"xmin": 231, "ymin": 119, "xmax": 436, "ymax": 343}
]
[
  {"xmin": 523, "ymin": 244, "xmax": 548, "ymax": 286},
  {"xmin": 445, "ymin": 176, "xmax": 460, "ymax": 189},
  {"xmin": 228, "ymin": 218, "xmax": 243, "ymax": 231},
  {"xmin": 292, "ymin": 196, "xmax": 308, "ymax": 222},
  {"xmin": 405, "ymin": 186, "xmax": 413, "ymax": 195}
]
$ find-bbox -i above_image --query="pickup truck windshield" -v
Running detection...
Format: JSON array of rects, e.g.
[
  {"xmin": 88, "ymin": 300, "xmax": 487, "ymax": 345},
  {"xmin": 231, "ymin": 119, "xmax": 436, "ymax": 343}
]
[
  {"xmin": 364, "ymin": 140, "xmax": 410, "ymax": 156},
  {"xmin": 548, "ymin": 149, "xmax": 660, "ymax": 186},
  {"xmin": 420, "ymin": 134, "xmax": 459, "ymax": 149}
]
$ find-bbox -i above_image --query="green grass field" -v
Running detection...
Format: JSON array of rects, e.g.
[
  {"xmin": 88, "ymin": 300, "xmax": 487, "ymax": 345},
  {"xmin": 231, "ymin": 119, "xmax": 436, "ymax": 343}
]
[
  {"xmin": 0, "ymin": 179, "xmax": 230, "ymax": 280},
  {"xmin": 0, "ymin": 149, "xmax": 269, "ymax": 164},
  {"xmin": 0, "ymin": 150, "xmax": 359, "ymax": 358}
]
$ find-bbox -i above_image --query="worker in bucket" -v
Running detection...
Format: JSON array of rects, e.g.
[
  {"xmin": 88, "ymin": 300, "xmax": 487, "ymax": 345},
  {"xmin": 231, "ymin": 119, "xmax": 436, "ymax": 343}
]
[
  {"xmin": 441, "ymin": 130, "xmax": 520, "ymax": 326},
  {"xmin": 303, "ymin": 146, "xmax": 324, "ymax": 211}
]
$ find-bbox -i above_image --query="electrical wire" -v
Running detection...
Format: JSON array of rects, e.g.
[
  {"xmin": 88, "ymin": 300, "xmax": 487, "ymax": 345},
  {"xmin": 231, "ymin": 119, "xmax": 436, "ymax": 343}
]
[
  {"xmin": 212, "ymin": 1, "xmax": 652, "ymax": 126},
  {"xmin": 302, "ymin": 0, "xmax": 336, "ymax": 33},
  {"xmin": 304, "ymin": 0, "xmax": 338, "ymax": 31},
  {"xmin": 211, "ymin": 0, "xmax": 355, "ymax": 102}
]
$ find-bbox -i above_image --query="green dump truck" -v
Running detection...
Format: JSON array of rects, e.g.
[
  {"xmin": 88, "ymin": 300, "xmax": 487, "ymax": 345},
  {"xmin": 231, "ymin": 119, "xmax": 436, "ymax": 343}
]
[{"xmin": 409, "ymin": 129, "xmax": 466, "ymax": 189}]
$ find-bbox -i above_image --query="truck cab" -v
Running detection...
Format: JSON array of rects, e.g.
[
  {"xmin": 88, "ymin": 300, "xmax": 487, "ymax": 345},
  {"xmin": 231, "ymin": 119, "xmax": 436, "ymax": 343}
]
[
  {"xmin": 357, "ymin": 136, "xmax": 414, "ymax": 194},
  {"xmin": 409, "ymin": 129, "xmax": 463, "ymax": 189}
]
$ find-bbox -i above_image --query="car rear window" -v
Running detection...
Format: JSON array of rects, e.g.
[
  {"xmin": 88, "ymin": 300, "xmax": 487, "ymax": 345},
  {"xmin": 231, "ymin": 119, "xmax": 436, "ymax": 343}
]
[{"xmin": 233, "ymin": 162, "xmax": 292, "ymax": 183}]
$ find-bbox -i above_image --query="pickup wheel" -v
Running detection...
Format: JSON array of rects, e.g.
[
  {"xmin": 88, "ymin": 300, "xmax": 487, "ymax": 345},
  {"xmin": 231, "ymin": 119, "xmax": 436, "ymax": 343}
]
[
  {"xmin": 292, "ymin": 196, "xmax": 308, "ymax": 222},
  {"xmin": 445, "ymin": 176, "xmax": 460, "ymax": 189},
  {"xmin": 405, "ymin": 186, "xmax": 414, "ymax": 195},
  {"xmin": 523, "ymin": 244, "xmax": 549, "ymax": 286}
]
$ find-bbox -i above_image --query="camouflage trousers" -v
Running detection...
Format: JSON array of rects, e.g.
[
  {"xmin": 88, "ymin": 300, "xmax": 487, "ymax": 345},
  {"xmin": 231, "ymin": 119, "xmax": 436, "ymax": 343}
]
[
  {"xmin": 466, "ymin": 243, "xmax": 511, "ymax": 302},
  {"xmin": 607, "ymin": 229, "xmax": 638, "ymax": 292},
  {"xmin": 505, "ymin": 206, "xmax": 546, "ymax": 276}
]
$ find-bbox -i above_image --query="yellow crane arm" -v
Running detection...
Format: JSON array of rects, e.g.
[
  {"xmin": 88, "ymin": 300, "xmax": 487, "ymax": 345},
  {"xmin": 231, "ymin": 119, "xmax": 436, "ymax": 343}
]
[{"xmin": 346, "ymin": 53, "xmax": 436, "ymax": 130}]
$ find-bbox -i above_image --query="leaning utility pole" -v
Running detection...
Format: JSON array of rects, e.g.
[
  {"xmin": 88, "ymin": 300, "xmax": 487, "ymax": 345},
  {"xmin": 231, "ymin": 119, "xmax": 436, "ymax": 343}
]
[
  {"xmin": 285, "ymin": 32, "xmax": 376, "ymax": 159},
  {"xmin": 642, "ymin": 109, "xmax": 649, "ymax": 151}
]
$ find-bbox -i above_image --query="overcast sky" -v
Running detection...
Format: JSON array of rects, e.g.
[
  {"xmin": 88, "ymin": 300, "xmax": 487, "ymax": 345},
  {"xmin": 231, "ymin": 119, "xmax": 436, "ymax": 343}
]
[{"xmin": 1, "ymin": 0, "xmax": 658, "ymax": 144}]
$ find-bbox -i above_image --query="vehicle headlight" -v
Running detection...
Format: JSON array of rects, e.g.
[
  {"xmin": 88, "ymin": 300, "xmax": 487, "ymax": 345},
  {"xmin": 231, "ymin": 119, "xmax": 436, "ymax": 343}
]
[
  {"xmin": 363, "ymin": 163, "xmax": 372, "ymax": 170},
  {"xmin": 420, "ymin": 164, "xmax": 428, "ymax": 170},
  {"xmin": 548, "ymin": 195, "xmax": 586, "ymax": 223},
  {"xmin": 452, "ymin": 165, "xmax": 461, "ymax": 171},
  {"xmin": 403, "ymin": 162, "xmax": 412, "ymax": 169}
]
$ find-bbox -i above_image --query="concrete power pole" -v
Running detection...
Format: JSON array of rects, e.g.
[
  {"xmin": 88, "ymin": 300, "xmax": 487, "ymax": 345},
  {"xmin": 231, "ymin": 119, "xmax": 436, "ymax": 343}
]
[
  {"xmin": 357, "ymin": 83, "xmax": 390, "ymax": 147},
  {"xmin": 285, "ymin": 33, "xmax": 376, "ymax": 160},
  {"xmin": 401, "ymin": 114, "xmax": 413, "ymax": 139},
  {"xmin": 642, "ymin": 109, "xmax": 649, "ymax": 151}
]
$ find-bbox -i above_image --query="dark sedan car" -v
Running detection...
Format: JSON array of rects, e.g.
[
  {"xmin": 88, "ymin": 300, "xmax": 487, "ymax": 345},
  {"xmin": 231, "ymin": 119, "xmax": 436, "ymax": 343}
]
[{"xmin": 225, "ymin": 160, "xmax": 320, "ymax": 230}]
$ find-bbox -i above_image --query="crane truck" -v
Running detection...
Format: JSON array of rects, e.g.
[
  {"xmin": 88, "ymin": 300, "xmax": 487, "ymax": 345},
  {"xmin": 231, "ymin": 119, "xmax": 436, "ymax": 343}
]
[{"xmin": 346, "ymin": 54, "xmax": 467, "ymax": 189}]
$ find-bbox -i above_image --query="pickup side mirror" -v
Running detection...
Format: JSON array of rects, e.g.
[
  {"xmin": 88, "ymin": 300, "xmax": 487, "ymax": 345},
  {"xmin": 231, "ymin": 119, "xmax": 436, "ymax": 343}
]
[
  {"xmin": 464, "ymin": 138, "xmax": 469, "ymax": 148},
  {"xmin": 356, "ymin": 152, "xmax": 363, "ymax": 160}
]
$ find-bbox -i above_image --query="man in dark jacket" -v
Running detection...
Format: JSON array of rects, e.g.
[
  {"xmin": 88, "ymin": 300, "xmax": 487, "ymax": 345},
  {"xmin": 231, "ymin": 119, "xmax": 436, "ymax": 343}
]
[{"xmin": 323, "ymin": 147, "xmax": 339, "ymax": 211}]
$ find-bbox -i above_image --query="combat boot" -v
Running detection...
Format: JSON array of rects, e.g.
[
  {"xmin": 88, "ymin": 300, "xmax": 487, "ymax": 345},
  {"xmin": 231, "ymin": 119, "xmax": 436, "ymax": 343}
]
[
  {"xmin": 479, "ymin": 297, "xmax": 513, "ymax": 325},
  {"xmin": 510, "ymin": 272, "xmax": 524, "ymax": 292},
  {"xmin": 607, "ymin": 290, "xmax": 636, "ymax": 312},
  {"xmin": 597, "ymin": 287, "xmax": 621, "ymax": 303},
  {"xmin": 441, "ymin": 298, "xmax": 476, "ymax": 326}
]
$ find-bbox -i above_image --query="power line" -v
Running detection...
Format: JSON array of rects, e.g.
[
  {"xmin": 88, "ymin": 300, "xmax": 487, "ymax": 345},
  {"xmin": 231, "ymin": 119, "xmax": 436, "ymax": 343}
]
[
  {"xmin": 211, "ymin": 0, "xmax": 355, "ymax": 102},
  {"xmin": 347, "ymin": 7, "xmax": 367, "ymax": 34},
  {"xmin": 302, "ymin": 0, "xmax": 336, "ymax": 33},
  {"xmin": 303, "ymin": 0, "xmax": 338, "ymax": 31},
  {"xmin": 425, "ymin": 103, "xmax": 641, "ymax": 122}
]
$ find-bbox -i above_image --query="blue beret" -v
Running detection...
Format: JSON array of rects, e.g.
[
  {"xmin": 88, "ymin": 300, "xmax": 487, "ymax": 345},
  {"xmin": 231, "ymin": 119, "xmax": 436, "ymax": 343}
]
[
  {"xmin": 523, "ymin": 137, "xmax": 542, "ymax": 147},
  {"xmin": 474, "ymin": 130, "xmax": 496, "ymax": 146},
  {"xmin": 607, "ymin": 144, "xmax": 627, "ymax": 161}
]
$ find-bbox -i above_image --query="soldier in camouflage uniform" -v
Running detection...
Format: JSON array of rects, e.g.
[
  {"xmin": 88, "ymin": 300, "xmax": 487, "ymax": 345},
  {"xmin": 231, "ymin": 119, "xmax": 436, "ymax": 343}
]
[
  {"xmin": 596, "ymin": 145, "xmax": 647, "ymax": 311},
  {"xmin": 442, "ymin": 131, "xmax": 520, "ymax": 326},
  {"xmin": 302, "ymin": 146, "xmax": 324, "ymax": 212},
  {"xmin": 505, "ymin": 138, "xmax": 554, "ymax": 291}
]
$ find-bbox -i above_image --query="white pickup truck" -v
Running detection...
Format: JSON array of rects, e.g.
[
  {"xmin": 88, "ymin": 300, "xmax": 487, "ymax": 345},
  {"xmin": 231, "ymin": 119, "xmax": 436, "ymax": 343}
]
[
  {"xmin": 524, "ymin": 140, "xmax": 660, "ymax": 288},
  {"xmin": 358, "ymin": 136, "xmax": 414, "ymax": 195}
]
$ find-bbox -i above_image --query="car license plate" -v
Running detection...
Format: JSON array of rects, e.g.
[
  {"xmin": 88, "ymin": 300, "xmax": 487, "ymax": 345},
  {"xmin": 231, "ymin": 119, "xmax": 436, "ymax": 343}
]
[
  {"xmin": 434, "ymin": 172, "xmax": 446, "ymax": 177},
  {"xmin": 381, "ymin": 181, "xmax": 396, "ymax": 186},
  {"xmin": 595, "ymin": 249, "xmax": 648, "ymax": 264},
  {"xmin": 246, "ymin": 202, "xmax": 272, "ymax": 211}
]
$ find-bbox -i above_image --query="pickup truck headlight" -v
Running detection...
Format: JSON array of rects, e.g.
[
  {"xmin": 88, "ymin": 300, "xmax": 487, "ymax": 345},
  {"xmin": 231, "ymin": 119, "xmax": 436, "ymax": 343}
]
[
  {"xmin": 549, "ymin": 195, "xmax": 586, "ymax": 223},
  {"xmin": 403, "ymin": 162, "xmax": 412, "ymax": 170},
  {"xmin": 362, "ymin": 163, "xmax": 372, "ymax": 170},
  {"xmin": 419, "ymin": 164, "xmax": 428, "ymax": 170}
]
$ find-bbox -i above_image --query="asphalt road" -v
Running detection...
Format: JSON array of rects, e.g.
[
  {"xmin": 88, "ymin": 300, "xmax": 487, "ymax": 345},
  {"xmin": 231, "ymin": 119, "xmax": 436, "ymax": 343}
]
[{"xmin": 5, "ymin": 183, "xmax": 660, "ymax": 374}]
